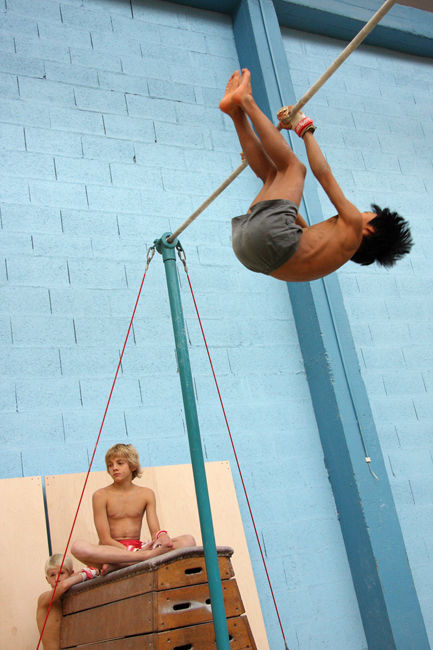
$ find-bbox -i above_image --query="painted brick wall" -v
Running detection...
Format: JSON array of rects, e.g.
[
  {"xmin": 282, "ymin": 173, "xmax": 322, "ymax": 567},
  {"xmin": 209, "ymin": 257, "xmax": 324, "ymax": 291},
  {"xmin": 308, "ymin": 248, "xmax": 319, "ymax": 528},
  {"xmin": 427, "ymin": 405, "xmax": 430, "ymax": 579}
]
[
  {"xmin": 0, "ymin": 1, "xmax": 368, "ymax": 648},
  {"xmin": 283, "ymin": 25, "xmax": 433, "ymax": 644}
]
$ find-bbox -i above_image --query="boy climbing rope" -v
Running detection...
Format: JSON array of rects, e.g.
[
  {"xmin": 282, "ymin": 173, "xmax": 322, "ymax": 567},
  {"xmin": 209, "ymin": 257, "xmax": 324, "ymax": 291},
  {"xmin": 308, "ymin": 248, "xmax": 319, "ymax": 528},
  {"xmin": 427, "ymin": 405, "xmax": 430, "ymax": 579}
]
[
  {"xmin": 71, "ymin": 443, "xmax": 195, "ymax": 574},
  {"xmin": 220, "ymin": 69, "xmax": 412, "ymax": 281}
]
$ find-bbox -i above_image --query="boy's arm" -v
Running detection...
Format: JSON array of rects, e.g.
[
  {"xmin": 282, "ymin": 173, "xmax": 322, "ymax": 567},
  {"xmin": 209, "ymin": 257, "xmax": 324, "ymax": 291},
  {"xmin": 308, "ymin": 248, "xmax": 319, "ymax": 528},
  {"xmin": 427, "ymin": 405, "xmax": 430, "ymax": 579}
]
[
  {"xmin": 145, "ymin": 489, "xmax": 173, "ymax": 547},
  {"xmin": 296, "ymin": 212, "xmax": 309, "ymax": 229},
  {"xmin": 145, "ymin": 489, "xmax": 161, "ymax": 539},
  {"xmin": 92, "ymin": 490, "xmax": 126, "ymax": 549},
  {"xmin": 37, "ymin": 573, "xmax": 84, "ymax": 609},
  {"xmin": 302, "ymin": 131, "xmax": 360, "ymax": 226}
]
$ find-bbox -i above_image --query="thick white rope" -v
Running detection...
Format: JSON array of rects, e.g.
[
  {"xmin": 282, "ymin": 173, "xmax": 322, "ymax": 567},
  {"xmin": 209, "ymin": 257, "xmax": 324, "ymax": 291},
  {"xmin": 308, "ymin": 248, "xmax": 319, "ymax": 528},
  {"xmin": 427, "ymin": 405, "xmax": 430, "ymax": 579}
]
[
  {"xmin": 167, "ymin": 0, "xmax": 397, "ymax": 243},
  {"xmin": 167, "ymin": 160, "xmax": 248, "ymax": 243},
  {"xmin": 284, "ymin": 0, "xmax": 398, "ymax": 119}
]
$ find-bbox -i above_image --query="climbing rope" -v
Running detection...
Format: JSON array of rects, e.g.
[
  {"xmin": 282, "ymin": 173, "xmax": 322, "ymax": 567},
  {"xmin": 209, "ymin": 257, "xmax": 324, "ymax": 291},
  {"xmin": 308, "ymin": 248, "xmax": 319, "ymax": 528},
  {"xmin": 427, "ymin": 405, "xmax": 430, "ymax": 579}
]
[
  {"xmin": 36, "ymin": 245, "xmax": 156, "ymax": 650},
  {"xmin": 168, "ymin": 0, "xmax": 397, "ymax": 244},
  {"xmin": 177, "ymin": 243, "xmax": 290, "ymax": 650}
]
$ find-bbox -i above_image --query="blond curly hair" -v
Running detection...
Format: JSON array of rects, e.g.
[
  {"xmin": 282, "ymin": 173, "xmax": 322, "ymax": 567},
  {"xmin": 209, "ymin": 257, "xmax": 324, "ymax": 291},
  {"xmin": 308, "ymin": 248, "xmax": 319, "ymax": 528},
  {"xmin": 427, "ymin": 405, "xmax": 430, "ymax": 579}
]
[
  {"xmin": 45, "ymin": 553, "xmax": 73, "ymax": 575},
  {"xmin": 105, "ymin": 443, "xmax": 142, "ymax": 480}
]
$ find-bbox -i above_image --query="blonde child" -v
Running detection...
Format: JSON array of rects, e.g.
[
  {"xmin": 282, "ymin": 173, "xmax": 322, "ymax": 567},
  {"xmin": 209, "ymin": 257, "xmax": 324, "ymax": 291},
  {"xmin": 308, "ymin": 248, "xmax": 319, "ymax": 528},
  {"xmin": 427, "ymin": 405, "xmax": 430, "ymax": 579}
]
[
  {"xmin": 72, "ymin": 443, "xmax": 195, "ymax": 574},
  {"xmin": 36, "ymin": 554, "xmax": 98, "ymax": 650}
]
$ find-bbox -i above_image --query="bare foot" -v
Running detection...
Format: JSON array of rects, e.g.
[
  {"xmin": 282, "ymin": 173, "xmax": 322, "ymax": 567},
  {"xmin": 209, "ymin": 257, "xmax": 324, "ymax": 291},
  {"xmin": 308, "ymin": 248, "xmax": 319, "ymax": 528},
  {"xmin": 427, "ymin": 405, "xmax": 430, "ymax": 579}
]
[
  {"xmin": 101, "ymin": 563, "xmax": 120, "ymax": 575},
  {"xmin": 100, "ymin": 546, "xmax": 172, "ymax": 575},
  {"xmin": 232, "ymin": 68, "xmax": 253, "ymax": 110},
  {"xmin": 219, "ymin": 70, "xmax": 241, "ymax": 115}
]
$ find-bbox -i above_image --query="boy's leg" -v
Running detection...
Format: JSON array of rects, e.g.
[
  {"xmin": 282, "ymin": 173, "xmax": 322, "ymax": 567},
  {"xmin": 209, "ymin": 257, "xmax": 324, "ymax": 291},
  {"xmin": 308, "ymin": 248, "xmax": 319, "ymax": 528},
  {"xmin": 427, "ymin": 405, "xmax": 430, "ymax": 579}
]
[
  {"xmin": 220, "ymin": 71, "xmax": 276, "ymax": 184},
  {"xmin": 225, "ymin": 69, "xmax": 306, "ymax": 206},
  {"xmin": 171, "ymin": 534, "xmax": 196, "ymax": 549},
  {"xmin": 71, "ymin": 539, "xmax": 167, "ymax": 569},
  {"xmin": 72, "ymin": 537, "xmax": 196, "ymax": 575}
]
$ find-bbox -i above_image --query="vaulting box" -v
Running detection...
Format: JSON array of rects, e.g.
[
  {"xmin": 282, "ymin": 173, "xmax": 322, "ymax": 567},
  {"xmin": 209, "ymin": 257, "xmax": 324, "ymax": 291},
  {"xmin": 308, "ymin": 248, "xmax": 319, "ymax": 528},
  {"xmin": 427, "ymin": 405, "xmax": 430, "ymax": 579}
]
[
  {"xmin": 47, "ymin": 462, "xmax": 268, "ymax": 648},
  {"xmin": 60, "ymin": 546, "xmax": 257, "ymax": 649}
]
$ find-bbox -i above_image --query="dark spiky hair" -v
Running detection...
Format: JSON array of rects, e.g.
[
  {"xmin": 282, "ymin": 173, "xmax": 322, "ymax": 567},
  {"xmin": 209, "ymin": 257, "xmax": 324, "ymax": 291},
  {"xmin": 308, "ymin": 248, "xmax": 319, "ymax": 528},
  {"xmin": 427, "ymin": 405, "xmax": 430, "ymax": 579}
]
[{"xmin": 351, "ymin": 204, "xmax": 413, "ymax": 268}]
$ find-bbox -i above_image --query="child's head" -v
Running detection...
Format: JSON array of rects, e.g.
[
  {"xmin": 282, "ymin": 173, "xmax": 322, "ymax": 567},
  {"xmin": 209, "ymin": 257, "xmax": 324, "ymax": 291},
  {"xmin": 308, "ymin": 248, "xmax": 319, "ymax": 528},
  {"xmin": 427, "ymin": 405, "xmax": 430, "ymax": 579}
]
[
  {"xmin": 351, "ymin": 204, "xmax": 413, "ymax": 268},
  {"xmin": 105, "ymin": 443, "xmax": 142, "ymax": 480},
  {"xmin": 45, "ymin": 554, "xmax": 73, "ymax": 587}
]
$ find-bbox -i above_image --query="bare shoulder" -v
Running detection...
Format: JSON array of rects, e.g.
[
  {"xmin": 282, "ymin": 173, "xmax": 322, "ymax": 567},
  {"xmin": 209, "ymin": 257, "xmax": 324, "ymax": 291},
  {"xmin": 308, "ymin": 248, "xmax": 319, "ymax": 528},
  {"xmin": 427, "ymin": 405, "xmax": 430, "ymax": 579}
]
[
  {"xmin": 93, "ymin": 486, "xmax": 109, "ymax": 497},
  {"xmin": 133, "ymin": 484, "xmax": 155, "ymax": 502},
  {"xmin": 336, "ymin": 200, "xmax": 363, "ymax": 231},
  {"xmin": 334, "ymin": 203, "xmax": 364, "ymax": 256},
  {"xmin": 92, "ymin": 486, "xmax": 110, "ymax": 501},
  {"xmin": 37, "ymin": 589, "xmax": 52, "ymax": 609}
]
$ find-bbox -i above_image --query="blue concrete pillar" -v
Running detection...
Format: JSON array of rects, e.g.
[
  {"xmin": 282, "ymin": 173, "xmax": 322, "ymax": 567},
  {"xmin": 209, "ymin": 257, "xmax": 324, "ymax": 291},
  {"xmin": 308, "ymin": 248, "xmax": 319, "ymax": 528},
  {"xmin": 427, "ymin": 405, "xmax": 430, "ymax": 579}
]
[{"xmin": 232, "ymin": 1, "xmax": 430, "ymax": 648}]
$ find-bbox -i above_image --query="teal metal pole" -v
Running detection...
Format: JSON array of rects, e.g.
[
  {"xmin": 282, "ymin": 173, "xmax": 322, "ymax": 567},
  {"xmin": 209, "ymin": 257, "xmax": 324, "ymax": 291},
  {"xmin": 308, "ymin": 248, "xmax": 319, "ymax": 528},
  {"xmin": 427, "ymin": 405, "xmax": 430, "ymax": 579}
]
[{"xmin": 155, "ymin": 233, "xmax": 230, "ymax": 650}]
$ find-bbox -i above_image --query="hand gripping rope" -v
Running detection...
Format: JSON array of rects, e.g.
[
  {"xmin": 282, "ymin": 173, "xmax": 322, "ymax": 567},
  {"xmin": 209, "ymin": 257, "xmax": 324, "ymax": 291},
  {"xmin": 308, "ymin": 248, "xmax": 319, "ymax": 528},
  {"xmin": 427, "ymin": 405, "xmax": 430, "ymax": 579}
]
[{"xmin": 35, "ymin": 246, "xmax": 156, "ymax": 650}]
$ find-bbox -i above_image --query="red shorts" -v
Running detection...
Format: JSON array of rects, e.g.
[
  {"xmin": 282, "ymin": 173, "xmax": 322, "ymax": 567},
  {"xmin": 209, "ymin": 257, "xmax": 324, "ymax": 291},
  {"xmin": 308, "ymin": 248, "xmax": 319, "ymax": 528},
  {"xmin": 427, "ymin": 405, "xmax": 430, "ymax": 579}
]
[{"xmin": 118, "ymin": 539, "xmax": 142, "ymax": 551}]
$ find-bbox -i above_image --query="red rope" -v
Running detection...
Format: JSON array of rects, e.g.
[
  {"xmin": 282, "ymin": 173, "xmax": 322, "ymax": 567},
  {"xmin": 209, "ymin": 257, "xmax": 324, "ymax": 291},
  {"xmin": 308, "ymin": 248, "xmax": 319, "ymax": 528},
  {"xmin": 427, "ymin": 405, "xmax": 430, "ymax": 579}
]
[
  {"xmin": 184, "ymin": 269, "xmax": 288, "ymax": 648},
  {"xmin": 36, "ymin": 248, "xmax": 155, "ymax": 650}
]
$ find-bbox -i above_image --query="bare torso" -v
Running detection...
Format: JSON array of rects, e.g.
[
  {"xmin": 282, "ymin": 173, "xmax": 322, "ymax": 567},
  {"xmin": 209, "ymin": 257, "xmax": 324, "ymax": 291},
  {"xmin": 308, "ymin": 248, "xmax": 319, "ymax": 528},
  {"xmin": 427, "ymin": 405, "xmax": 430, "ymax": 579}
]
[
  {"xmin": 96, "ymin": 484, "xmax": 153, "ymax": 540},
  {"xmin": 270, "ymin": 213, "xmax": 363, "ymax": 282},
  {"xmin": 36, "ymin": 599, "xmax": 62, "ymax": 650}
]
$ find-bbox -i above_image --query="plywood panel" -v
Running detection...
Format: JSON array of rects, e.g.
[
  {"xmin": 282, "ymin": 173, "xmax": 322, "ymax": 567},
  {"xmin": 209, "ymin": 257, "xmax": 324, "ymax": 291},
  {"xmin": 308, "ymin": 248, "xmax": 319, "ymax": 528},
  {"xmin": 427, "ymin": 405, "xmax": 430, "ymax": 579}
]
[
  {"xmin": 0, "ymin": 476, "xmax": 50, "ymax": 650},
  {"xmin": 45, "ymin": 462, "xmax": 269, "ymax": 649}
]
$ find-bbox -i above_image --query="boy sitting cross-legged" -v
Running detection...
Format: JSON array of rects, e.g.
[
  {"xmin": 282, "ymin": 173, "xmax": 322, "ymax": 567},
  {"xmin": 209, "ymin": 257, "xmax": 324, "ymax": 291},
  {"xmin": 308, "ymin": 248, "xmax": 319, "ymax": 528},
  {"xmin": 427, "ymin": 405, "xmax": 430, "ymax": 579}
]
[{"xmin": 71, "ymin": 443, "xmax": 195, "ymax": 575}]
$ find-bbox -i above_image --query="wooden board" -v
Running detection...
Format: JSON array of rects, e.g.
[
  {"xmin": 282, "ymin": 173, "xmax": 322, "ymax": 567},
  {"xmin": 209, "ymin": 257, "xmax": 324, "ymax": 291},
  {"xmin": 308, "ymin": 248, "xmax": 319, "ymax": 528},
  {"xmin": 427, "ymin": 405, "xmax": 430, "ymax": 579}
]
[
  {"xmin": 61, "ymin": 593, "xmax": 153, "ymax": 647},
  {"xmin": 71, "ymin": 637, "xmax": 153, "ymax": 650},
  {"xmin": 68, "ymin": 615, "xmax": 256, "ymax": 649},
  {"xmin": 155, "ymin": 578, "xmax": 244, "ymax": 631},
  {"xmin": 156, "ymin": 552, "xmax": 234, "ymax": 590},
  {"xmin": 46, "ymin": 461, "xmax": 269, "ymax": 649},
  {"xmin": 0, "ymin": 476, "xmax": 50, "ymax": 650},
  {"xmin": 61, "ymin": 579, "xmax": 244, "ymax": 646},
  {"xmin": 63, "ymin": 554, "xmax": 234, "ymax": 614},
  {"xmin": 155, "ymin": 615, "xmax": 257, "ymax": 650}
]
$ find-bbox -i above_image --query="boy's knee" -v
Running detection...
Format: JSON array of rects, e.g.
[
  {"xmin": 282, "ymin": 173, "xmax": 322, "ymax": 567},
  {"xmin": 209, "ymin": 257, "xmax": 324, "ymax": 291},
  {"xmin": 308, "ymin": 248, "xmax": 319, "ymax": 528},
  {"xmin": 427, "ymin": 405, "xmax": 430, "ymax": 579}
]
[
  {"xmin": 182, "ymin": 534, "xmax": 196, "ymax": 547},
  {"xmin": 279, "ymin": 157, "xmax": 306, "ymax": 178},
  {"xmin": 71, "ymin": 540, "xmax": 89, "ymax": 562}
]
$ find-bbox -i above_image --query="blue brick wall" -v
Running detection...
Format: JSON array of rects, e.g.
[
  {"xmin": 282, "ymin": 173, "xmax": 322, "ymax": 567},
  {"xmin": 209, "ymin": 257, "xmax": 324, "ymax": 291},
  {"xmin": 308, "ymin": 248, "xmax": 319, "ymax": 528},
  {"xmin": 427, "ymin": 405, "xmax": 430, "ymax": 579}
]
[
  {"xmin": 0, "ymin": 2, "xmax": 345, "ymax": 648},
  {"xmin": 0, "ymin": 0, "xmax": 348, "ymax": 648},
  {"xmin": 2, "ymin": 0, "xmax": 430, "ymax": 648},
  {"xmin": 282, "ymin": 26, "xmax": 433, "ymax": 645}
]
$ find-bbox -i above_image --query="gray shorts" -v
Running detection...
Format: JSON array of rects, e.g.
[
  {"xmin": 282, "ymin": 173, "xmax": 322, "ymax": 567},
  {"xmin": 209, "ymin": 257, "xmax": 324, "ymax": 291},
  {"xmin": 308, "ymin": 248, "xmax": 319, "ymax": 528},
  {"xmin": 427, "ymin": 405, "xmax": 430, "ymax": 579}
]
[{"xmin": 232, "ymin": 199, "xmax": 302, "ymax": 275}]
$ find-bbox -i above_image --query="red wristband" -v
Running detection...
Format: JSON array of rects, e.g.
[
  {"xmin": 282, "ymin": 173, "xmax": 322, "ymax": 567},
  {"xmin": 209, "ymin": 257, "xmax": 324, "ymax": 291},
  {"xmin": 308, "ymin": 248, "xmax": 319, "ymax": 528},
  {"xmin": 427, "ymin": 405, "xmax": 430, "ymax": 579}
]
[
  {"xmin": 155, "ymin": 530, "xmax": 167, "ymax": 540},
  {"xmin": 81, "ymin": 568, "xmax": 97, "ymax": 581},
  {"xmin": 294, "ymin": 116, "xmax": 316, "ymax": 138}
]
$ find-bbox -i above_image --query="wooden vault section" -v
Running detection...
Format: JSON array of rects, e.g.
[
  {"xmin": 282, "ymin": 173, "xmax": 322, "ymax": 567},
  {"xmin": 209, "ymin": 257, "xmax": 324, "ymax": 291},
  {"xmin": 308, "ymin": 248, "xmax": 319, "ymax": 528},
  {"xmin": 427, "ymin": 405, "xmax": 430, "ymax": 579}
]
[{"xmin": 60, "ymin": 546, "xmax": 256, "ymax": 648}]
